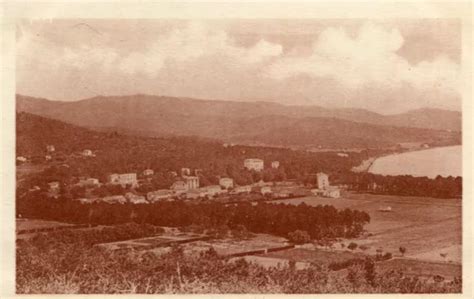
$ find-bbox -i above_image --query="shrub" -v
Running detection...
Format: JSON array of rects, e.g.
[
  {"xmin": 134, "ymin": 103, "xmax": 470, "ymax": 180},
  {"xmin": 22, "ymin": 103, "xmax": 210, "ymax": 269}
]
[
  {"xmin": 288, "ymin": 230, "xmax": 311, "ymax": 244},
  {"xmin": 347, "ymin": 242, "xmax": 358, "ymax": 250}
]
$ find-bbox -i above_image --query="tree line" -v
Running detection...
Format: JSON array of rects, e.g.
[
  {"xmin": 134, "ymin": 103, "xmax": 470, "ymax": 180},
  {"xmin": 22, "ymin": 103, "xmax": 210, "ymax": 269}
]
[{"xmin": 17, "ymin": 196, "xmax": 370, "ymax": 240}]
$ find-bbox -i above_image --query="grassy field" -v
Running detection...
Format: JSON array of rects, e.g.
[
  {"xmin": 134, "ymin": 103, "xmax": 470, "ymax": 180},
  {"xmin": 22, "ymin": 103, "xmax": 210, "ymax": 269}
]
[
  {"xmin": 272, "ymin": 192, "xmax": 461, "ymax": 264},
  {"xmin": 16, "ymin": 219, "xmax": 74, "ymax": 232},
  {"xmin": 260, "ymin": 248, "xmax": 364, "ymax": 264},
  {"xmin": 377, "ymin": 258, "xmax": 461, "ymax": 280}
]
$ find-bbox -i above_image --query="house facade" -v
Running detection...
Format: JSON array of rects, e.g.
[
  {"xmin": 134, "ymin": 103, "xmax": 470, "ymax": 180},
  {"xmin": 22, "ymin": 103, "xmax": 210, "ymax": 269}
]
[
  {"xmin": 219, "ymin": 177, "xmax": 234, "ymax": 189},
  {"xmin": 108, "ymin": 173, "xmax": 138, "ymax": 187},
  {"xmin": 244, "ymin": 158, "xmax": 264, "ymax": 171}
]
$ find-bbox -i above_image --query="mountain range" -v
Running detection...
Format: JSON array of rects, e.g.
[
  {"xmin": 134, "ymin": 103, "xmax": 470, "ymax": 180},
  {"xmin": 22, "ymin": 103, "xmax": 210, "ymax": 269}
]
[{"xmin": 16, "ymin": 94, "xmax": 461, "ymax": 149}]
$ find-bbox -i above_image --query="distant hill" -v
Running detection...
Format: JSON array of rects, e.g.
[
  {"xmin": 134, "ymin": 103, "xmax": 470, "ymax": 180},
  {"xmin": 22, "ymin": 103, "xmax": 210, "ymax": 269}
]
[
  {"xmin": 16, "ymin": 94, "xmax": 461, "ymax": 149},
  {"xmin": 16, "ymin": 112, "xmax": 377, "ymax": 183}
]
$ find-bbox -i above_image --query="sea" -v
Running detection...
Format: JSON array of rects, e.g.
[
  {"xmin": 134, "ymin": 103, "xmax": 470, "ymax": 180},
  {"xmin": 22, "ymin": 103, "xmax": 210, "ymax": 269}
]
[{"xmin": 368, "ymin": 145, "xmax": 462, "ymax": 178}]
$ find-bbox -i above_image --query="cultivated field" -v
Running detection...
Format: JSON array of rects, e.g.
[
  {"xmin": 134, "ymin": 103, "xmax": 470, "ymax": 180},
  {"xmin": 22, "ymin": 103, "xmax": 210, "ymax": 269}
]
[
  {"xmin": 17, "ymin": 219, "xmax": 75, "ymax": 232},
  {"xmin": 272, "ymin": 192, "xmax": 461, "ymax": 264}
]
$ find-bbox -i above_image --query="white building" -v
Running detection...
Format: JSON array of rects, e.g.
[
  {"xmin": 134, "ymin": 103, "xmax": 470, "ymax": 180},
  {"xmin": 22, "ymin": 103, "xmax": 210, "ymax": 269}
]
[
  {"xmin": 181, "ymin": 168, "xmax": 191, "ymax": 176},
  {"xmin": 45, "ymin": 155, "xmax": 52, "ymax": 161},
  {"xmin": 230, "ymin": 185, "xmax": 252, "ymax": 194},
  {"xmin": 317, "ymin": 172, "xmax": 330, "ymax": 190},
  {"xmin": 184, "ymin": 176, "xmax": 199, "ymax": 190},
  {"xmin": 311, "ymin": 186, "xmax": 340, "ymax": 199},
  {"xmin": 46, "ymin": 145, "xmax": 55, "ymax": 152},
  {"xmin": 244, "ymin": 158, "xmax": 264, "ymax": 171},
  {"xmin": 170, "ymin": 181, "xmax": 188, "ymax": 194},
  {"xmin": 78, "ymin": 178, "xmax": 100, "ymax": 187},
  {"xmin": 101, "ymin": 195, "xmax": 127, "ymax": 204},
  {"xmin": 16, "ymin": 156, "xmax": 27, "ymax": 163},
  {"xmin": 143, "ymin": 169, "xmax": 154, "ymax": 176},
  {"xmin": 125, "ymin": 192, "xmax": 148, "ymax": 204},
  {"xmin": 271, "ymin": 161, "xmax": 280, "ymax": 169},
  {"xmin": 147, "ymin": 190, "xmax": 174, "ymax": 202},
  {"xmin": 82, "ymin": 149, "xmax": 93, "ymax": 157},
  {"xmin": 48, "ymin": 181, "xmax": 60, "ymax": 191},
  {"xmin": 337, "ymin": 153, "xmax": 349, "ymax": 157},
  {"xmin": 261, "ymin": 186, "xmax": 272, "ymax": 195},
  {"xmin": 184, "ymin": 189, "xmax": 208, "ymax": 200},
  {"xmin": 324, "ymin": 187, "xmax": 341, "ymax": 198},
  {"xmin": 108, "ymin": 173, "xmax": 138, "ymax": 187},
  {"xmin": 219, "ymin": 177, "xmax": 234, "ymax": 189},
  {"xmin": 205, "ymin": 185, "xmax": 224, "ymax": 197}
]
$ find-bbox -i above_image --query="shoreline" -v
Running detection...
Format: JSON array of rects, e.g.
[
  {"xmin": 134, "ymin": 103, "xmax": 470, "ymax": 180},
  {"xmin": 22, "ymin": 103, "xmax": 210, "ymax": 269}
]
[{"xmin": 352, "ymin": 144, "xmax": 462, "ymax": 175}]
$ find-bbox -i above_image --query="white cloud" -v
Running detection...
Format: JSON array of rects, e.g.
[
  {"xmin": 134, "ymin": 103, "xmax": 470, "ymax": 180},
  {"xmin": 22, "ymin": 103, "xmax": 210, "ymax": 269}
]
[
  {"xmin": 117, "ymin": 22, "xmax": 283, "ymax": 76},
  {"xmin": 16, "ymin": 20, "xmax": 461, "ymax": 113},
  {"xmin": 266, "ymin": 22, "xmax": 460, "ymax": 93}
]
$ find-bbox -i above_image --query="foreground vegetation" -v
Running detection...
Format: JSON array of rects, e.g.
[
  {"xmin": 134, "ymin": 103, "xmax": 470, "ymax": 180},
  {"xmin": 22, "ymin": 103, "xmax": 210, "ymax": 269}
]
[
  {"xmin": 17, "ymin": 224, "xmax": 461, "ymax": 294},
  {"xmin": 18, "ymin": 198, "xmax": 370, "ymax": 240}
]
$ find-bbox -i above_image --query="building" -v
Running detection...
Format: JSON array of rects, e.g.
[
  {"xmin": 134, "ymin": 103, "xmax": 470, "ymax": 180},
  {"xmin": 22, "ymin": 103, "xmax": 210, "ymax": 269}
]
[
  {"xmin": 74, "ymin": 198, "xmax": 96, "ymax": 204},
  {"xmin": 170, "ymin": 181, "xmax": 188, "ymax": 194},
  {"xmin": 317, "ymin": 172, "xmax": 330, "ymax": 190},
  {"xmin": 230, "ymin": 185, "xmax": 252, "ymax": 195},
  {"xmin": 48, "ymin": 181, "xmax": 60, "ymax": 191},
  {"xmin": 184, "ymin": 189, "xmax": 208, "ymax": 200},
  {"xmin": 311, "ymin": 186, "xmax": 340, "ymax": 198},
  {"xmin": 108, "ymin": 173, "xmax": 138, "ymax": 187},
  {"xmin": 244, "ymin": 158, "xmax": 264, "ymax": 171},
  {"xmin": 271, "ymin": 161, "xmax": 280, "ymax": 169},
  {"xmin": 181, "ymin": 168, "xmax": 191, "ymax": 176},
  {"xmin": 260, "ymin": 186, "xmax": 272, "ymax": 195},
  {"xmin": 143, "ymin": 169, "xmax": 154, "ymax": 176},
  {"xmin": 324, "ymin": 186, "xmax": 341, "ymax": 198},
  {"xmin": 219, "ymin": 177, "xmax": 234, "ymax": 189},
  {"xmin": 101, "ymin": 195, "xmax": 127, "ymax": 204},
  {"xmin": 125, "ymin": 192, "xmax": 148, "ymax": 204},
  {"xmin": 82, "ymin": 149, "xmax": 93, "ymax": 157},
  {"xmin": 205, "ymin": 185, "xmax": 224, "ymax": 197},
  {"xmin": 45, "ymin": 155, "xmax": 52, "ymax": 161},
  {"xmin": 184, "ymin": 176, "xmax": 199, "ymax": 190},
  {"xmin": 337, "ymin": 153, "xmax": 349, "ymax": 157},
  {"xmin": 78, "ymin": 178, "xmax": 100, "ymax": 187},
  {"xmin": 46, "ymin": 145, "xmax": 55, "ymax": 152},
  {"xmin": 16, "ymin": 156, "xmax": 27, "ymax": 163},
  {"xmin": 147, "ymin": 190, "xmax": 174, "ymax": 202}
]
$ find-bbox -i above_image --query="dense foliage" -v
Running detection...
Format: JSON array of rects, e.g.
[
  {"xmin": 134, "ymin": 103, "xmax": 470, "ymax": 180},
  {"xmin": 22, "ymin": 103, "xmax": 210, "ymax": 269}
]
[
  {"xmin": 333, "ymin": 172, "xmax": 462, "ymax": 199},
  {"xmin": 18, "ymin": 198, "xmax": 370, "ymax": 240},
  {"xmin": 16, "ymin": 112, "xmax": 381, "ymax": 187},
  {"xmin": 16, "ymin": 227, "xmax": 461, "ymax": 294}
]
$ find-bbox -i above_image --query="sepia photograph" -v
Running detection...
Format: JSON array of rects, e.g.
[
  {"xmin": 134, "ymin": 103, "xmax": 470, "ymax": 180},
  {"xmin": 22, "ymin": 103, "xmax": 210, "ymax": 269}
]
[{"xmin": 1, "ymin": 1, "xmax": 472, "ymax": 296}]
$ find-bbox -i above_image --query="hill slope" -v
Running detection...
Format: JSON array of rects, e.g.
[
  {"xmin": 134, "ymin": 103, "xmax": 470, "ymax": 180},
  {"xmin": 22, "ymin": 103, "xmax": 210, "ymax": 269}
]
[{"xmin": 16, "ymin": 94, "xmax": 461, "ymax": 149}]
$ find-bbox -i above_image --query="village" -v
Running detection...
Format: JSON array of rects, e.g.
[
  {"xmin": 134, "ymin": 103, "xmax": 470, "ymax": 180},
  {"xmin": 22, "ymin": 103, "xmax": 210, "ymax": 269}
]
[{"xmin": 18, "ymin": 145, "xmax": 342, "ymax": 205}]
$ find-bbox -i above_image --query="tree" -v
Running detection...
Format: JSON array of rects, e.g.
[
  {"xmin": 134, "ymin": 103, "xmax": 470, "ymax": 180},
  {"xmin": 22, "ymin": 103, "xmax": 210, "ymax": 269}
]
[
  {"xmin": 347, "ymin": 242, "xmax": 358, "ymax": 250},
  {"xmin": 399, "ymin": 246, "xmax": 406, "ymax": 257},
  {"xmin": 288, "ymin": 230, "xmax": 311, "ymax": 244}
]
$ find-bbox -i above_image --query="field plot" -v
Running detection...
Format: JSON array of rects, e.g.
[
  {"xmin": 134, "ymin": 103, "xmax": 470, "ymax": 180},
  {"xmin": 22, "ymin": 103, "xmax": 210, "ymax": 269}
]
[
  {"xmin": 16, "ymin": 219, "xmax": 81, "ymax": 236},
  {"xmin": 97, "ymin": 232, "xmax": 208, "ymax": 251},
  {"xmin": 273, "ymin": 193, "xmax": 461, "ymax": 264},
  {"xmin": 230, "ymin": 255, "xmax": 310, "ymax": 270},
  {"xmin": 377, "ymin": 258, "xmax": 461, "ymax": 280},
  {"xmin": 176, "ymin": 234, "xmax": 292, "ymax": 257},
  {"xmin": 260, "ymin": 248, "xmax": 364, "ymax": 264}
]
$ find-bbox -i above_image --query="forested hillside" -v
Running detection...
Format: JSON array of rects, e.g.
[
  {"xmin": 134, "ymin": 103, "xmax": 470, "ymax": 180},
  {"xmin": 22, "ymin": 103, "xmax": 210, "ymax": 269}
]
[
  {"xmin": 17, "ymin": 94, "xmax": 461, "ymax": 149},
  {"xmin": 16, "ymin": 112, "xmax": 373, "ymax": 187}
]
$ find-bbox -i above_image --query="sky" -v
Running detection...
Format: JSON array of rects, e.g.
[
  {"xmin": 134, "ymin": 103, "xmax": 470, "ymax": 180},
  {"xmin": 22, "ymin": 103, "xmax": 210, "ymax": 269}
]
[{"xmin": 16, "ymin": 19, "xmax": 461, "ymax": 114}]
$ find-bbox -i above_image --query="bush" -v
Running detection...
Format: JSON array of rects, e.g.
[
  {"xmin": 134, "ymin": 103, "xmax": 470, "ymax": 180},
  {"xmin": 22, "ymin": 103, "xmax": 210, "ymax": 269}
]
[
  {"xmin": 347, "ymin": 242, "xmax": 358, "ymax": 250},
  {"xmin": 288, "ymin": 230, "xmax": 311, "ymax": 244}
]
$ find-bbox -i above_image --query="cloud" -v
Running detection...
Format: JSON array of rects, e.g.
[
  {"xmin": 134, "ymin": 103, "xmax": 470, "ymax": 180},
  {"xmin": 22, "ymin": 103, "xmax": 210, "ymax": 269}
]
[
  {"xmin": 117, "ymin": 22, "xmax": 283, "ymax": 76},
  {"xmin": 16, "ymin": 20, "xmax": 461, "ymax": 113},
  {"xmin": 266, "ymin": 22, "xmax": 460, "ymax": 94}
]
